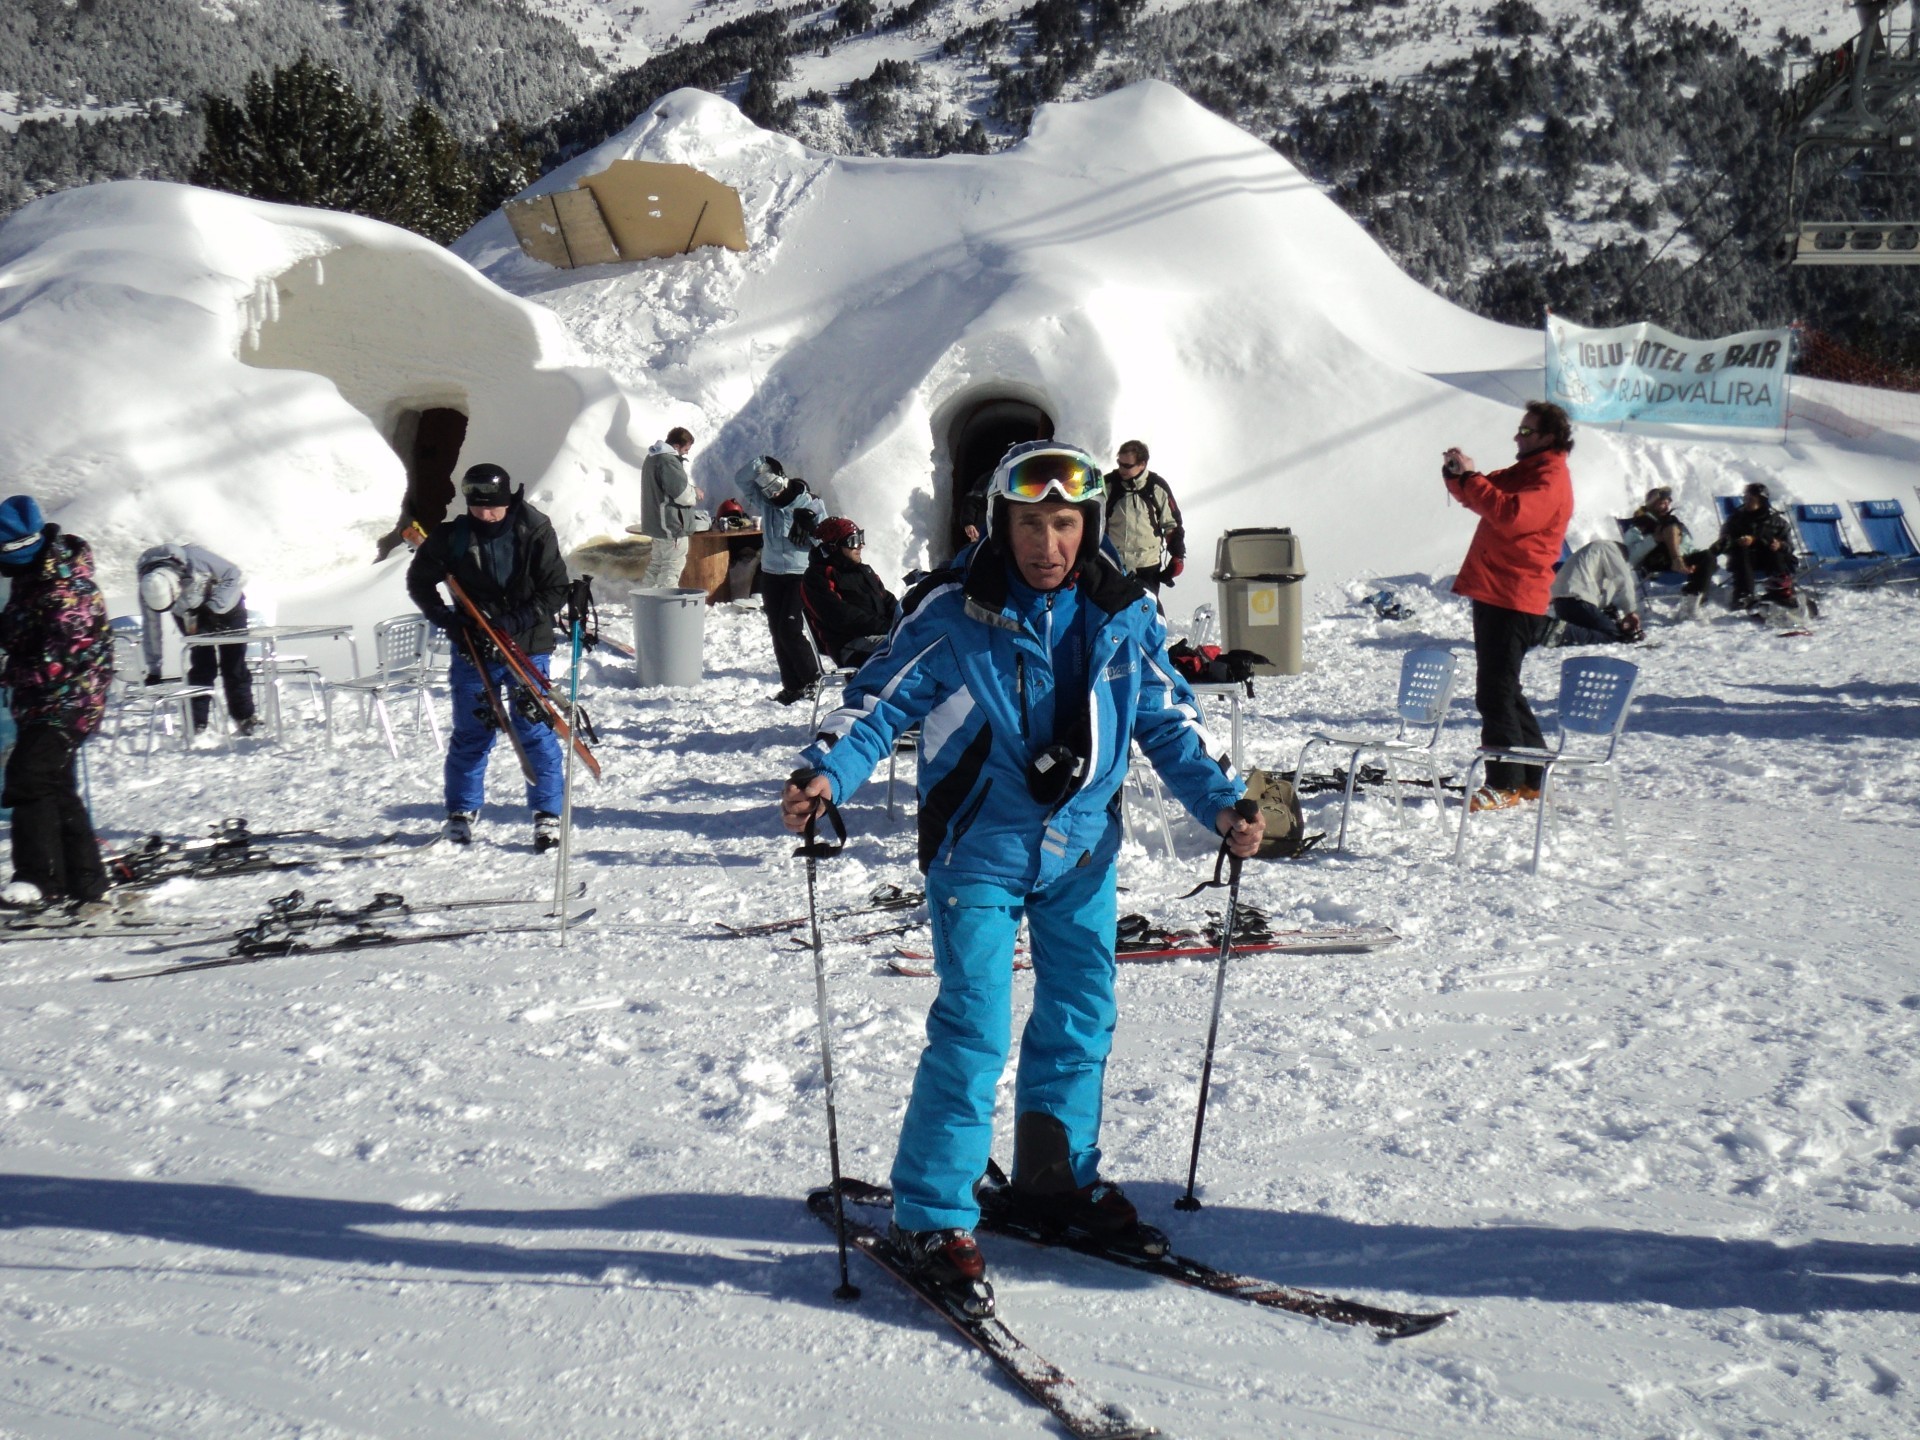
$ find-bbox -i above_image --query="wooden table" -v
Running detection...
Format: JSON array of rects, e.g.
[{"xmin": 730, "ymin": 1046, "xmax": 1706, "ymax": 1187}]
[{"xmin": 680, "ymin": 526, "xmax": 761, "ymax": 602}]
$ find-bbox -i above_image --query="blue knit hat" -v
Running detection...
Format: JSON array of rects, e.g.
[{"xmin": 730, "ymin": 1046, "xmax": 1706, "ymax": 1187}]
[{"xmin": 0, "ymin": 495, "xmax": 46, "ymax": 568}]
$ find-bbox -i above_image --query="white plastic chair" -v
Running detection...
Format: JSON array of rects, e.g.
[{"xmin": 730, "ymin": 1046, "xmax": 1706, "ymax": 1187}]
[
  {"xmin": 322, "ymin": 616, "xmax": 442, "ymax": 758},
  {"xmin": 801, "ymin": 621, "xmax": 911, "ymax": 818},
  {"xmin": 1294, "ymin": 647, "xmax": 1459, "ymax": 851},
  {"xmin": 1454, "ymin": 655, "xmax": 1640, "ymax": 873}
]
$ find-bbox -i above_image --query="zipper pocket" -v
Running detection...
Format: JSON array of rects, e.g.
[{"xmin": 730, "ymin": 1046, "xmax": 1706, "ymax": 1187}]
[{"xmin": 944, "ymin": 780, "xmax": 993, "ymax": 864}]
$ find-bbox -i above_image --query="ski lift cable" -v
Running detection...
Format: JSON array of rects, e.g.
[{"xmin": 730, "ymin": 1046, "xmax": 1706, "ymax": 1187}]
[{"xmin": 1615, "ymin": 156, "xmax": 1737, "ymax": 308}]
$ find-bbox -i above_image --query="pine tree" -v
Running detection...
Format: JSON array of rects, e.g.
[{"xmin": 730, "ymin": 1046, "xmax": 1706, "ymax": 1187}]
[{"xmin": 194, "ymin": 55, "xmax": 406, "ymax": 218}]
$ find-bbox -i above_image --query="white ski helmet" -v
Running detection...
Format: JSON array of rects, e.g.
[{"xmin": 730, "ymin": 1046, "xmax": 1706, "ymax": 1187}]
[
  {"xmin": 984, "ymin": 441, "xmax": 1107, "ymax": 557},
  {"xmin": 139, "ymin": 567, "xmax": 181, "ymax": 612}
]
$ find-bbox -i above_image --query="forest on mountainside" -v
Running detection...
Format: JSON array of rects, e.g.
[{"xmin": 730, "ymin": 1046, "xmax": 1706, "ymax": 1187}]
[{"xmin": 5, "ymin": 0, "xmax": 1918, "ymax": 363}]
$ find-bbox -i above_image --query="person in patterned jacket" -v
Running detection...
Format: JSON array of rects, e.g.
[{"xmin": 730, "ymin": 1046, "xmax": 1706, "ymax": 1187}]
[{"xmin": 0, "ymin": 495, "xmax": 113, "ymax": 908}]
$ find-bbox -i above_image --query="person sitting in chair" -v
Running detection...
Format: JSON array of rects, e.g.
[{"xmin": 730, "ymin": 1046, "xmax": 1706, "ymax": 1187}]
[{"xmin": 801, "ymin": 517, "xmax": 899, "ymax": 669}]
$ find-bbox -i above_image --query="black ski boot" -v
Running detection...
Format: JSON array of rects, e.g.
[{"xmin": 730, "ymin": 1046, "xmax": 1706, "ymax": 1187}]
[
  {"xmin": 886, "ymin": 1221, "xmax": 995, "ymax": 1318},
  {"xmin": 994, "ymin": 1112, "xmax": 1169, "ymax": 1257}
]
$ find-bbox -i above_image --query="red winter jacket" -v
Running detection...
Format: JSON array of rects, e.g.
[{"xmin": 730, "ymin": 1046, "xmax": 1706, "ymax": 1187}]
[{"xmin": 1445, "ymin": 450, "xmax": 1573, "ymax": 616}]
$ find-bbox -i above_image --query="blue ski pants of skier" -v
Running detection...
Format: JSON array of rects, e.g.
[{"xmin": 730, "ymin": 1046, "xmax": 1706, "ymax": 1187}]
[
  {"xmin": 444, "ymin": 651, "xmax": 563, "ymax": 816},
  {"xmin": 890, "ymin": 860, "xmax": 1118, "ymax": 1233}
]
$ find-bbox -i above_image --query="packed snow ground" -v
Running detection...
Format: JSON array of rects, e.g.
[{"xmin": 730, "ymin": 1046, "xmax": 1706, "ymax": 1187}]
[{"xmin": 2, "ymin": 574, "xmax": 1916, "ymax": 1438}]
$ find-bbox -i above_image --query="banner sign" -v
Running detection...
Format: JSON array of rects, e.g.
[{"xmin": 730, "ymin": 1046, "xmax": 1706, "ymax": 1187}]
[{"xmin": 1544, "ymin": 314, "xmax": 1790, "ymax": 428}]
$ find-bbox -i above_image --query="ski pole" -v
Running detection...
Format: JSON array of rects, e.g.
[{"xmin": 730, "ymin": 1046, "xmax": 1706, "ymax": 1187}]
[
  {"xmin": 555, "ymin": 616, "xmax": 583, "ymax": 942},
  {"xmin": 1176, "ymin": 796, "xmax": 1261, "ymax": 1213},
  {"xmin": 795, "ymin": 781, "xmax": 859, "ymax": 1302}
]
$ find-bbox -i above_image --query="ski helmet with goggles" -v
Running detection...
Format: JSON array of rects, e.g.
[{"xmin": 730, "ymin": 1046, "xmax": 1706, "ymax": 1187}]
[
  {"xmin": 984, "ymin": 441, "xmax": 1106, "ymax": 555},
  {"xmin": 461, "ymin": 463, "xmax": 514, "ymax": 507},
  {"xmin": 815, "ymin": 516, "xmax": 863, "ymax": 551}
]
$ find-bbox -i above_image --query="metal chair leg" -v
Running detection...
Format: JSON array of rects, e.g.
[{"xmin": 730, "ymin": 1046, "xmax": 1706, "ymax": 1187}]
[
  {"xmin": 1452, "ymin": 755, "xmax": 1488, "ymax": 862},
  {"xmin": 1529, "ymin": 764, "xmax": 1556, "ymax": 874},
  {"xmin": 1335, "ymin": 745, "xmax": 1363, "ymax": 852}
]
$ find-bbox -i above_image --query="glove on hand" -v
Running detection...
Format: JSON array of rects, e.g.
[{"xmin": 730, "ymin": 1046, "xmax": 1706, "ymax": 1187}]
[
  {"xmin": 1161, "ymin": 557, "xmax": 1185, "ymax": 586},
  {"xmin": 422, "ymin": 603, "xmax": 458, "ymax": 632}
]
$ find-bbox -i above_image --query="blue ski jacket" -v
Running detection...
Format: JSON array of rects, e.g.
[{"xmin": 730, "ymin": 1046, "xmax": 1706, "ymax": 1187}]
[{"xmin": 801, "ymin": 543, "xmax": 1243, "ymax": 890}]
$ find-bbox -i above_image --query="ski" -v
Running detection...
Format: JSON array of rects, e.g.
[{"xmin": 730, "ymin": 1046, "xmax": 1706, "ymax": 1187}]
[
  {"xmin": 106, "ymin": 832, "xmax": 430, "ymax": 890},
  {"xmin": 806, "ymin": 1183, "xmax": 1159, "ymax": 1440},
  {"xmin": 886, "ymin": 926, "xmax": 1400, "ymax": 977},
  {"xmin": 447, "ymin": 575, "xmax": 602, "ymax": 779},
  {"xmin": 95, "ymin": 910, "xmax": 596, "ymax": 982},
  {"xmin": 129, "ymin": 885, "xmax": 587, "ymax": 953},
  {"xmin": 717, "ymin": 882, "xmax": 923, "ymax": 938},
  {"xmin": 963, "ymin": 1165, "xmax": 1455, "ymax": 1342}
]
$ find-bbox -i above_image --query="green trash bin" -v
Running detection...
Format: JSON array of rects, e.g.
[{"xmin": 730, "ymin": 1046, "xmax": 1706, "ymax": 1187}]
[{"xmin": 1212, "ymin": 528, "xmax": 1306, "ymax": 675}]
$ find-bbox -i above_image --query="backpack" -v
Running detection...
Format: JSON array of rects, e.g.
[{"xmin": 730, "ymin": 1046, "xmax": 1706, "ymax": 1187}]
[
  {"xmin": 1167, "ymin": 640, "xmax": 1267, "ymax": 695},
  {"xmin": 1242, "ymin": 766, "xmax": 1315, "ymax": 859}
]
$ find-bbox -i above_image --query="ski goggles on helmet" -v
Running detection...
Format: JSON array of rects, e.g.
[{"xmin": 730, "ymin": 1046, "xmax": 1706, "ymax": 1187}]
[{"xmin": 996, "ymin": 449, "xmax": 1104, "ymax": 505}]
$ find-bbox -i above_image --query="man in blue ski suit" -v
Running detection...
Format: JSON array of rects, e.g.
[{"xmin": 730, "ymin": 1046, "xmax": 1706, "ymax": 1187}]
[
  {"xmin": 780, "ymin": 441, "xmax": 1264, "ymax": 1314},
  {"xmin": 408, "ymin": 463, "xmax": 569, "ymax": 851}
]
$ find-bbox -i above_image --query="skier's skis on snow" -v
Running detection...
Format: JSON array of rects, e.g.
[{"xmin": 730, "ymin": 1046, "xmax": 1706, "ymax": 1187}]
[
  {"xmin": 807, "ymin": 1183, "xmax": 1159, "ymax": 1440},
  {"xmin": 964, "ymin": 1164, "xmax": 1455, "ymax": 1341}
]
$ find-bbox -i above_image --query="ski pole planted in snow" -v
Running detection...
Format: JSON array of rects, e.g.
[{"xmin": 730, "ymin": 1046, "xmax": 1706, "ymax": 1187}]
[
  {"xmin": 794, "ymin": 777, "xmax": 859, "ymax": 1302},
  {"xmin": 555, "ymin": 586, "xmax": 588, "ymax": 942},
  {"xmin": 1176, "ymin": 796, "xmax": 1262, "ymax": 1213}
]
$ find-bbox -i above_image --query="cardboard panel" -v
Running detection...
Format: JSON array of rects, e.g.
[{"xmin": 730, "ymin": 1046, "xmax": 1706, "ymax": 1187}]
[
  {"xmin": 503, "ymin": 194, "xmax": 572, "ymax": 269},
  {"xmin": 551, "ymin": 188, "xmax": 622, "ymax": 266},
  {"xmin": 577, "ymin": 160, "xmax": 749, "ymax": 260}
]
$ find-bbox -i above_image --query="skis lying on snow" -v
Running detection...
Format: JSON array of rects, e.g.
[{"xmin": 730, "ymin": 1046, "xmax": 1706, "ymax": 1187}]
[
  {"xmin": 968, "ymin": 1164, "xmax": 1455, "ymax": 1342},
  {"xmin": 96, "ymin": 909, "xmax": 595, "ymax": 982},
  {"xmin": 717, "ymin": 881, "xmax": 923, "ymax": 938},
  {"xmin": 885, "ymin": 924, "xmax": 1400, "ymax": 977},
  {"xmin": 806, "ymin": 1183, "xmax": 1159, "ymax": 1440},
  {"xmin": 1, "ymin": 884, "xmax": 581, "ymax": 945},
  {"xmin": 105, "ymin": 823, "xmax": 427, "ymax": 890}
]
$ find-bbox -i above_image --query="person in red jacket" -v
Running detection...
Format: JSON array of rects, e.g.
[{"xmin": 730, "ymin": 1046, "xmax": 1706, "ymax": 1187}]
[{"xmin": 1442, "ymin": 402, "xmax": 1576, "ymax": 810}]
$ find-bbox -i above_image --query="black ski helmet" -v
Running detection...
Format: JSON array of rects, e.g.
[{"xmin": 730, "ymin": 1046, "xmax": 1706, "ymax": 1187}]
[{"xmin": 462, "ymin": 463, "xmax": 514, "ymax": 507}]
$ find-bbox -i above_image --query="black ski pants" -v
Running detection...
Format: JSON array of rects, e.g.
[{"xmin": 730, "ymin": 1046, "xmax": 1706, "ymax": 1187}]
[
  {"xmin": 1724, "ymin": 543, "xmax": 1795, "ymax": 603},
  {"xmin": 3, "ymin": 723, "xmax": 107, "ymax": 902},
  {"xmin": 186, "ymin": 599, "xmax": 256, "ymax": 729},
  {"xmin": 1470, "ymin": 600, "xmax": 1551, "ymax": 790},
  {"xmin": 762, "ymin": 572, "xmax": 821, "ymax": 694}
]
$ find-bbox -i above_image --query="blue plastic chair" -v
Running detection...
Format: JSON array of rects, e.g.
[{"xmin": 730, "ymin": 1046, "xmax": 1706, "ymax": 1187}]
[
  {"xmin": 1790, "ymin": 503, "xmax": 1892, "ymax": 584},
  {"xmin": 1852, "ymin": 499, "xmax": 1920, "ymax": 580},
  {"xmin": 1454, "ymin": 656, "xmax": 1639, "ymax": 874},
  {"xmin": 1295, "ymin": 647, "xmax": 1459, "ymax": 852}
]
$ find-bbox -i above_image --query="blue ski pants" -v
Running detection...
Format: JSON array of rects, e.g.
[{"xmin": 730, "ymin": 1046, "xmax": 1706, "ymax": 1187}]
[
  {"xmin": 890, "ymin": 861, "xmax": 1119, "ymax": 1233},
  {"xmin": 445, "ymin": 651, "xmax": 564, "ymax": 816}
]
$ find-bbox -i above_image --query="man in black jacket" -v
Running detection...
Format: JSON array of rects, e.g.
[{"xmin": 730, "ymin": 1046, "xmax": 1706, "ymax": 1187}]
[
  {"xmin": 407, "ymin": 464, "xmax": 570, "ymax": 850},
  {"xmin": 800, "ymin": 517, "xmax": 899, "ymax": 668},
  {"xmin": 1683, "ymin": 480, "xmax": 1798, "ymax": 610}
]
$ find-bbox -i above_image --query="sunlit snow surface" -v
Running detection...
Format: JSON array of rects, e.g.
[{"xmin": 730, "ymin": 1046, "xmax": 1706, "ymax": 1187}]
[{"xmin": 0, "ymin": 576, "xmax": 1915, "ymax": 1438}]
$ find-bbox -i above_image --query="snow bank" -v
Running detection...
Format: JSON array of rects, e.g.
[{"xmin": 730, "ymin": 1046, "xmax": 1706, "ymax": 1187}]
[{"xmin": 0, "ymin": 180, "xmax": 650, "ymax": 617}]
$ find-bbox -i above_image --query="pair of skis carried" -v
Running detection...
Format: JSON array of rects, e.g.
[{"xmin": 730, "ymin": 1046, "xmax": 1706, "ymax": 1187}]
[{"xmin": 445, "ymin": 575, "xmax": 601, "ymax": 782}]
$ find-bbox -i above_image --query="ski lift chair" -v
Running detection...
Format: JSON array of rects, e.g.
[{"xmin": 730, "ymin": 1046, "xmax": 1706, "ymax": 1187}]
[
  {"xmin": 1453, "ymin": 655, "xmax": 1639, "ymax": 875},
  {"xmin": 1851, "ymin": 499, "xmax": 1920, "ymax": 580},
  {"xmin": 1293, "ymin": 646, "xmax": 1459, "ymax": 852},
  {"xmin": 321, "ymin": 615, "xmax": 442, "ymax": 759},
  {"xmin": 1790, "ymin": 503, "xmax": 1894, "ymax": 584}
]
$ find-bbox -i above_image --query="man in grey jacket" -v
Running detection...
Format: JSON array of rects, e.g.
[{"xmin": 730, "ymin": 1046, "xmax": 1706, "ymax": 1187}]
[
  {"xmin": 640, "ymin": 427, "xmax": 697, "ymax": 589},
  {"xmin": 136, "ymin": 542, "xmax": 260, "ymax": 734}
]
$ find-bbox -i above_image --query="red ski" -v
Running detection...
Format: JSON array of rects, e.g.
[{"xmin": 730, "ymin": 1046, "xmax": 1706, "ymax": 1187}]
[
  {"xmin": 886, "ymin": 926, "xmax": 1399, "ymax": 976},
  {"xmin": 447, "ymin": 575, "xmax": 603, "ymax": 779}
]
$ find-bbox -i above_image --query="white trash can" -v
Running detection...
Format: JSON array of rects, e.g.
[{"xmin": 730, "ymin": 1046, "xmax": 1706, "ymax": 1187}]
[{"xmin": 631, "ymin": 587, "xmax": 707, "ymax": 688}]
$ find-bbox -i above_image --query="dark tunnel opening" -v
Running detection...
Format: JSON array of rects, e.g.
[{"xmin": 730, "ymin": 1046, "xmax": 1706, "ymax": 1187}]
[{"xmin": 944, "ymin": 398, "xmax": 1054, "ymax": 558}]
